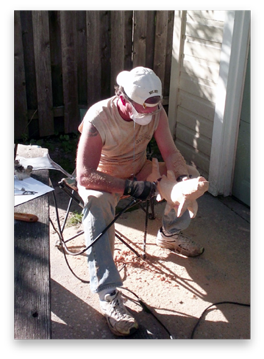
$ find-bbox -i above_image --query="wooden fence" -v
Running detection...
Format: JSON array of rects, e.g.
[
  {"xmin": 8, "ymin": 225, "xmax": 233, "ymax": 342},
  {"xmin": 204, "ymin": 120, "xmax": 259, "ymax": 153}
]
[{"xmin": 14, "ymin": 10, "xmax": 175, "ymax": 141}]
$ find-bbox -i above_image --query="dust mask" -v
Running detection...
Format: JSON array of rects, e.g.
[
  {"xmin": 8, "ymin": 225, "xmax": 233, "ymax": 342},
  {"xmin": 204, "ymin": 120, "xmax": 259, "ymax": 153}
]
[{"xmin": 129, "ymin": 104, "xmax": 153, "ymax": 126}]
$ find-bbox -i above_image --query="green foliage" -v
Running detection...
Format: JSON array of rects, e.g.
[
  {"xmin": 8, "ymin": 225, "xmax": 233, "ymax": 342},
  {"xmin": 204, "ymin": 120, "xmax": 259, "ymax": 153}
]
[{"xmin": 67, "ymin": 211, "xmax": 83, "ymax": 226}]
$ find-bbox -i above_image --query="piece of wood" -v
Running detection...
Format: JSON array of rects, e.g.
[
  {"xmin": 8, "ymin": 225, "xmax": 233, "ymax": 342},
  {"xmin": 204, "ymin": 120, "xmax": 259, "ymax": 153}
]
[
  {"xmin": 14, "ymin": 169, "xmax": 50, "ymax": 339},
  {"xmin": 14, "ymin": 213, "xmax": 39, "ymax": 222}
]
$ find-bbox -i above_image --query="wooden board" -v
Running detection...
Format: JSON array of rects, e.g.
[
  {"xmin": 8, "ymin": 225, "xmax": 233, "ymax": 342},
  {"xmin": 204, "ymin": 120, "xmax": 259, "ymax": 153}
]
[
  {"xmin": 14, "ymin": 170, "xmax": 50, "ymax": 339},
  {"xmin": 14, "ymin": 148, "xmax": 51, "ymax": 339}
]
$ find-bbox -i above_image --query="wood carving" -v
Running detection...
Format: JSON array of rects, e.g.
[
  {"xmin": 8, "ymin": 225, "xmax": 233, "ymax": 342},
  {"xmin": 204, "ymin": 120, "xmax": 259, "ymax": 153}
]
[{"xmin": 147, "ymin": 158, "xmax": 209, "ymax": 218}]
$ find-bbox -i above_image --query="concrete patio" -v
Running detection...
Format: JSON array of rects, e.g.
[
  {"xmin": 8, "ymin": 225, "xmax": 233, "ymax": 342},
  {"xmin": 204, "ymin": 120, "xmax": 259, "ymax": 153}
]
[{"xmin": 49, "ymin": 178, "xmax": 250, "ymax": 340}]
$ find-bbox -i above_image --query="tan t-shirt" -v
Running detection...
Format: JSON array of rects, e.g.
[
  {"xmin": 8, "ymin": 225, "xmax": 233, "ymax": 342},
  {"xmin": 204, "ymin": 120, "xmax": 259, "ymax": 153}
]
[{"xmin": 81, "ymin": 96, "xmax": 160, "ymax": 179}]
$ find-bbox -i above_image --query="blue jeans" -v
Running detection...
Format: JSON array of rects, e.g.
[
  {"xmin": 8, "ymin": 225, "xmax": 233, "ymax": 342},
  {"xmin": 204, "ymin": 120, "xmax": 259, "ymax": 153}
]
[{"xmin": 78, "ymin": 187, "xmax": 191, "ymax": 294}]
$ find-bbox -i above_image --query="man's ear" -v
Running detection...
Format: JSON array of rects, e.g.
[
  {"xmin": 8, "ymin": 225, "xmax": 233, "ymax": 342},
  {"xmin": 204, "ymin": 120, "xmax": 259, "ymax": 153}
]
[{"xmin": 120, "ymin": 95, "xmax": 126, "ymax": 106}]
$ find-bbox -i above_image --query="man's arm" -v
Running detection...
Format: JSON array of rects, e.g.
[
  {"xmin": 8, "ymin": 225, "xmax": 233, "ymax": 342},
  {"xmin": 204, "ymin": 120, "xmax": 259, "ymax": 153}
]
[
  {"xmin": 76, "ymin": 121, "xmax": 156, "ymax": 200},
  {"xmin": 76, "ymin": 121, "xmax": 125, "ymax": 193},
  {"xmin": 154, "ymin": 110, "xmax": 189, "ymax": 180}
]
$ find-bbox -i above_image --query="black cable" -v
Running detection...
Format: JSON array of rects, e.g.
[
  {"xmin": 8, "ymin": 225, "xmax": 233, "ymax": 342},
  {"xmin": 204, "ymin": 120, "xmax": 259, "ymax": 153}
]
[
  {"xmin": 120, "ymin": 286, "xmax": 175, "ymax": 339},
  {"xmin": 190, "ymin": 301, "xmax": 250, "ymax": 339},
  {"xmin": 49, "ymin": 216, "xmax": 90, "ymax": 283},
  {"xmin": 51, "ymin": 197, "xmax": 138, "ymax": 257}
]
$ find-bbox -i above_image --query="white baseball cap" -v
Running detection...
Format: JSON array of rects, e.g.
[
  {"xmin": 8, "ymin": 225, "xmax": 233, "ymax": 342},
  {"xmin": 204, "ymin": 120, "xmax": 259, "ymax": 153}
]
[{"xmin": 116, "ymin": 67, "xmax": 162, "ymax": 107}]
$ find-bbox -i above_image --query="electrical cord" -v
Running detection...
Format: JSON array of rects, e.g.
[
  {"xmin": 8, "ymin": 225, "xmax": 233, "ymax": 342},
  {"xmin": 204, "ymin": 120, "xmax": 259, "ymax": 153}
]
[
  {"xmin": 190, "ymin": 301, "xmax": 250, "ymax": 339},
  {"xmin": 50, "ymin": 195, "xmax": 137, "ymax": 257},
  {"xmin": 120, "ymin": 286, "xmax": 175, "ymax": 339}
]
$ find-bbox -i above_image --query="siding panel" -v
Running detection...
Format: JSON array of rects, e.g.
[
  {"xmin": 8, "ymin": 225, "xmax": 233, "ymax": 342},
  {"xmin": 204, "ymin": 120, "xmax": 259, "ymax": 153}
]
[
  {"xmin": 184, "ymin": 39, "xmax": 222, "ymax": 63},
  {"xmin": 176, "ymin": 140, "xmax": 210, "ymax": 175},
  {"xmin": 186, "ymin": 22, "xmax": 223, "ymax": 42},
  {"xmin": 177, "ymin": 107, "xmax": 213, "ymax": 139},
  {"xmin": 183, "ymin": 55, "xmax": 220, "ymax": 83},
  {"xmin": 180, "ymin": 73, "xmax": 217, "ymax": 102},
  {"xmin": 170, "ymin": 10, "xmax": 225, "ymax": 177},
  {"xmin": 176, "ymin": 124, "xmax": 212, "ymax": 156},
  {"xmin": 178, "ymin": 92, "xmax": 215, "ymax": 121}
]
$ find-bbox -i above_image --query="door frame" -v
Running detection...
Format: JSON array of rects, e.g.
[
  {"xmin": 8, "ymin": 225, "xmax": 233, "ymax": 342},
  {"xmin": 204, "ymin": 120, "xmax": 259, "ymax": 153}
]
[{"xmin": 208, "ymin": 11, "xmax": 251, "ymax": 196}]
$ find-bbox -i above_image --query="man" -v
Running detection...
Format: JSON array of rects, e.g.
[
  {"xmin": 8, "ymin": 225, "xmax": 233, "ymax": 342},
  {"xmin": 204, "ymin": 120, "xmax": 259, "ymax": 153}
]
[{"xmin": 76, "ymin": 67, "xmax": 203, "ymax": 337}]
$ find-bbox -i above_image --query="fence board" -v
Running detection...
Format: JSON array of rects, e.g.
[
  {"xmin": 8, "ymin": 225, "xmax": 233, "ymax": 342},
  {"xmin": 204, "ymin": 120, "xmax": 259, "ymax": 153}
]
[
  {"xmin": 76, "ymin": 11, "xmax": 87, "ymax": 106},
  {"xmin": 20, "ymin": 11, "xmax": 38, "ymax": 111},
  {"xmin": 100, "ymin": 11, "xmax": 111, "ymax": 99},
  {"xmin": 164, "ymin": 11, "xmax": 174, "ymax": 98},
  {"xmin": 123, "ymin": 11, "xmax": 133, "ymax": 71},
  {"xmin": 60, "ymin": 11, "xmax": 79, "ymax": 133},
  {"xmin": 110, "ymin": 11, "xmax": 126, "ymax": 93},
  {"xmin": 153, "ymin": 11, "xmax": 169, "ymax": 89},
  {"xmin": 14, "ymin": 11, "xmax": 28, "ymax": 140},
  {"xmin": 32, "ymin": 11, "xmax": 54, "ymax": 137},
  {"xmin": 86, "ymin": 11, "xmax": 102, "ymax": 108},
  {"xmin": 49, "ymin": 11, "xmax": 63, "ymax": 109},
  {"xmin": 133, "ymin": 11, "xmax": 148, "ymax": 66},
  {"xmin": 145, "ymin": 11, "xmax": 156, "ymax": 69}
]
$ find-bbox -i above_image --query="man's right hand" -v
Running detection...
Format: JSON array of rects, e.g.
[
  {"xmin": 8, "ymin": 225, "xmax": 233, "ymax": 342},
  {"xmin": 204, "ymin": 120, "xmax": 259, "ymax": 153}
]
[{"xmin": 124, "ymin": 180, "xmax": 156, "ymax": 200}]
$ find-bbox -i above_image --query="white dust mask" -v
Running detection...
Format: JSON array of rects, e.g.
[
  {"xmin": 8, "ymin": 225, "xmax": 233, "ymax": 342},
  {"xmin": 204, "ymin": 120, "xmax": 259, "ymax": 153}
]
[{"xmin": 129, "ymin": 104, "xmax": 153, "ymax": 126}]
